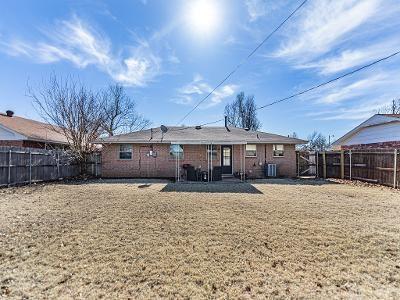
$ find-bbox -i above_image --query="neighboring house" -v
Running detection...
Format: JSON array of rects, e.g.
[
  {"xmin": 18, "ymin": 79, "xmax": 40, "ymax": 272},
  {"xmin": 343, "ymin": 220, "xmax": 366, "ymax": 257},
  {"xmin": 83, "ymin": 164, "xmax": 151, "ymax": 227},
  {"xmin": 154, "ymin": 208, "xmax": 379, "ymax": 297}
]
[
  {"xmin": 96, "ymin": 125, "xmax": 306, "ymax": 179},
  {"xmin": 0, "ymin": 110, "xmax": 68, "ymax": 149},
  {"xmin": 332, "ymin": 114, "xmax": 400, "ymax": 150}
]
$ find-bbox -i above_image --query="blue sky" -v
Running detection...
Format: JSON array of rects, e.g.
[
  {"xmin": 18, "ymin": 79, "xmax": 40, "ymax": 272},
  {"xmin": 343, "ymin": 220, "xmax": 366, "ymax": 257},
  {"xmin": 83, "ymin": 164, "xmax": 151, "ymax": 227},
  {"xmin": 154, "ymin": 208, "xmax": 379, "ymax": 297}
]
[{"xmin": 0, "ymin": 0, "xmax": 399, "ymax": 140}]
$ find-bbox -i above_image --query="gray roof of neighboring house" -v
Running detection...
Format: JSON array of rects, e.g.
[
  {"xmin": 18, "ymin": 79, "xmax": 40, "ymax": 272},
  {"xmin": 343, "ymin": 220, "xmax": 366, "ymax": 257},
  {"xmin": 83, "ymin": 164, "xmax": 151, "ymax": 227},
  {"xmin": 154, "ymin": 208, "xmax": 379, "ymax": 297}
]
[
  {"xmin": 332, "ymin": 114, "xmax": 400, "ymax": 146},
  {"xmin": 96, "ymin": 126, "xmax": 307, "ymax": 145},
  {"xmin": 0, "ymin": 113, "xmax": 68, "ymax": 144}
]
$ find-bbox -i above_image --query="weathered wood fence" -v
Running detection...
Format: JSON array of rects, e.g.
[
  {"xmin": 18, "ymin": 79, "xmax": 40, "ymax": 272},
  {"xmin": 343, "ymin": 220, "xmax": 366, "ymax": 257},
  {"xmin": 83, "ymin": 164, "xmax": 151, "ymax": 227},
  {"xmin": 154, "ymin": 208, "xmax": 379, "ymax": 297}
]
[
  {"xmin": 0, "ymin": 146, "xmax": 101, "ymax": 187},
  {"xmin": 297, "ymin": 149, "xmax": 399, "ymax": 188}
]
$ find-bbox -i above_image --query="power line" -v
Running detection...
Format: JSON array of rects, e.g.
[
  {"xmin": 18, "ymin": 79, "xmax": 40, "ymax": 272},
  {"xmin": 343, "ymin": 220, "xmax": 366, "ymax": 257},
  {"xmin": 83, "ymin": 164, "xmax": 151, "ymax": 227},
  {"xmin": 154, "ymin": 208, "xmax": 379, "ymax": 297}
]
[
  {"xmin": 255, "ymin": 50, "xmax": 400, "ymax": 111},
  {"xmin": 171, "ymin": 50, "xmax": 400, "ymax": 132},
  {"xmin": 176, "ymin": 0, "xmax": 308, "ymax": 125}
]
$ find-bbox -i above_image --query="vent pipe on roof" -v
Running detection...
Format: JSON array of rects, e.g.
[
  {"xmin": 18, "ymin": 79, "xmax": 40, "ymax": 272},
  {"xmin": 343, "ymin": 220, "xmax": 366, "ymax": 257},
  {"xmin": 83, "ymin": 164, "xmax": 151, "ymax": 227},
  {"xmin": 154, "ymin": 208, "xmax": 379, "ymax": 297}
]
[
  {"xmin": 224, "ymin": 116, "xmax": 230, "ymax": 131},
  {"xmin": 6, "ymin": 110, "xmax": 14, "ymax": 117}
]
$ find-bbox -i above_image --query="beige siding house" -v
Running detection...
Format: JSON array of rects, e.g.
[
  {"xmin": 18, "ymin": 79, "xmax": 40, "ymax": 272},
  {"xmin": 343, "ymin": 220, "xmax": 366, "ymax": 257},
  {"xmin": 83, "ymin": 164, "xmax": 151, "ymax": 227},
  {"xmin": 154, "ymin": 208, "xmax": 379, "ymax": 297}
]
[
  {"xmin": 332, "ymin": 114, "xmax": 400, "ymax": 150},
  {"xmin": 96, "ymin": 126, "xmax": 306, "ymax": 180}
]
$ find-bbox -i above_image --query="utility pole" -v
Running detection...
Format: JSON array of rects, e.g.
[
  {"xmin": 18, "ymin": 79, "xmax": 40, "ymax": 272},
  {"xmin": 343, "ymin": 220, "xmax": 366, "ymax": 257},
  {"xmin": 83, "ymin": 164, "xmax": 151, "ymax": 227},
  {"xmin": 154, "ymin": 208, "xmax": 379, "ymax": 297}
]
[{"xmin": 328, "ymin": 135, "xmax": 335, "ymax": 147}]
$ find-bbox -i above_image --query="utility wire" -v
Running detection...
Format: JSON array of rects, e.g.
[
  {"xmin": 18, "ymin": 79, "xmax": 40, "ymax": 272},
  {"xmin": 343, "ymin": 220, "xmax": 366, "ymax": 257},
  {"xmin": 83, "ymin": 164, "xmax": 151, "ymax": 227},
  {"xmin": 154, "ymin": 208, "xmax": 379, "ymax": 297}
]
[
  {"xmin": 176, "ymin": 0, "xmax": 308, "ymax": 125},
  {"xmin": 170, "ymin": 50, "xmax": 400, "ymax": 132},
  {"xmin": 255, "ymin": 50, "xmax": 400, "ymax": 111}
]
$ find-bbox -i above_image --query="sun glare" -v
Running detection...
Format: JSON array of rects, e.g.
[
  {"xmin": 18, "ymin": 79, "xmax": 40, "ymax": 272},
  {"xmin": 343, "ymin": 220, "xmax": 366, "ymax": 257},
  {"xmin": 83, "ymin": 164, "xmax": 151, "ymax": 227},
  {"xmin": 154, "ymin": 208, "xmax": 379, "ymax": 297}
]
[{"xmin": 185, "ymin": 0, "xmax": 220, "ymax": 37}]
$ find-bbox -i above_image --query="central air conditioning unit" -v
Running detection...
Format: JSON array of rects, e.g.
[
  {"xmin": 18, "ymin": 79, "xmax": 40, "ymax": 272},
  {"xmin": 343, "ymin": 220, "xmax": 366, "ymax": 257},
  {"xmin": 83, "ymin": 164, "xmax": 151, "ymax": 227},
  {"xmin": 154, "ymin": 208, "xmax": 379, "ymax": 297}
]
[{"xmin": 266, "ymin": 164, "xmax": 277, "ymax": 177}]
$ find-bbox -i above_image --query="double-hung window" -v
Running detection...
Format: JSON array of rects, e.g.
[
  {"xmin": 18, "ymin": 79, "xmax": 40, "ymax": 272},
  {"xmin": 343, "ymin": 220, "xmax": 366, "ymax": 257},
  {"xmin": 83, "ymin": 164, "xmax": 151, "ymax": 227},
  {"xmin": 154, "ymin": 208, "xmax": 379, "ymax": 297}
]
[
  {"xmin": 207, "ymin": 145, "xmax": 218, "ymax": 160},
  {"xmin": 273, "ymin": 144, "xmax": 284, "ymax": 157},
  {"xmin": 245, "ymin": 144, "xmax": 257, "ymax": 157},
  {"xmin": 119, "ymin": 144, "xmax": 132, "ymax": 160}
]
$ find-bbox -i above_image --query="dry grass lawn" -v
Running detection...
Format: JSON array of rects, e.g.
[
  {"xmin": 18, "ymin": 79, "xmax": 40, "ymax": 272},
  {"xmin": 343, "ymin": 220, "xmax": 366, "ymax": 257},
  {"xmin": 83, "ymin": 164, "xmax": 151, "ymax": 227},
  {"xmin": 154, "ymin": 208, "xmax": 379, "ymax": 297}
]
[{"xmin": 0, "ymin": 179, "xmax": 399, "ymax": 299}]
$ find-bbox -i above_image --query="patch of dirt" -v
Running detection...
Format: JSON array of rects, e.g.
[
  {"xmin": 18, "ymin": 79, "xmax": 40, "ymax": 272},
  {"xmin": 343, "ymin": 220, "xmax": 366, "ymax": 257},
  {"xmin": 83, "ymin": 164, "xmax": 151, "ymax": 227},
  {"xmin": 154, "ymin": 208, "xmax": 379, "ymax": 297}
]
[{"xmin": 0, "ymin": 179, "xmax": 399, "ymax": 298}]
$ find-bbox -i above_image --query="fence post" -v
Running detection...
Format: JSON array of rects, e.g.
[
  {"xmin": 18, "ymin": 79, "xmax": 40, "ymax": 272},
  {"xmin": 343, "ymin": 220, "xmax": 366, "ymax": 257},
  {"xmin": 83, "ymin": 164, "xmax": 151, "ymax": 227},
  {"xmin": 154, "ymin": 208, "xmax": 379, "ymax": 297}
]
[
  {"xmin": 340, "ymin": 150, "xmax": 345, "ymax": 179},
  {"xmin": 297, "ymin": 152, "xmax": 300, "ymax": 177},
  {"xmin": 316, "ymin": 151, "xmax": 319, "ymax": 178},
  {"xmin": 8, "ymin": 149, "xmax": 11, "ymax": 186},
  {"xmin": 322, "ymin": 151, "xmax": 327, "ymax": 179},
  {"xmin": 57, "ymin": 152, "xmax": 60, "ymax": 179},
  {"xmin": 394, "ymin": 149, "xmax": 398, "ymax": 189},
  {"xmin": 29, "ymin": 150, "xmax": 32, "ymax": 184},
  {"xmin": 349, "ymin": 150, "xmax": 352, "ymax": 181},
  {"xmin": 95, "ymin": 154, "xmax": 98, "ymax": 177}
]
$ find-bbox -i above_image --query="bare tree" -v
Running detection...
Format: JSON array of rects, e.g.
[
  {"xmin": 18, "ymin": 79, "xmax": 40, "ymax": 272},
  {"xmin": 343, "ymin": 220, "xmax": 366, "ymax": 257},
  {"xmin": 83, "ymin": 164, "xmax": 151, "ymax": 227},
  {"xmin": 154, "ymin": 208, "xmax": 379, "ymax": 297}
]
[
  {"xmin": 224, "ymin": 92, "xmax": 261, "ymax": 130},
  {"xmin": 101, "ymin": 84, "xmax": 151, "ymax": 136},
  {"xmin": 299, "ymin": 131, "xmax": 328, "ymax": 151},
  {"xmin": 28, "ymin": 75, "xmax": 105, "ymax": 161},
  {"xmin": 377, "ymin": 98, "xmax": 400, "ymax": 114}
]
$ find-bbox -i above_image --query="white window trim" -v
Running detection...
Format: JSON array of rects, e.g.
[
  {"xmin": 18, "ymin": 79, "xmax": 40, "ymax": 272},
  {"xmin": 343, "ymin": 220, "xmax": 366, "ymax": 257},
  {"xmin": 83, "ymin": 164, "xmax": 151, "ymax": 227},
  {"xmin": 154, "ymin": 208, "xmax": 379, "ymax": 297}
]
[
  {"xmin": 273, "ymin": 144, "xmax": 285, "ymax": 157},
  {"xmin": 245, "ymin": 144, "xmax": 257, "ymax": 158},
  {"xmin": 118, "ymin": 144, "xmax": 133, "ymax": 160}
]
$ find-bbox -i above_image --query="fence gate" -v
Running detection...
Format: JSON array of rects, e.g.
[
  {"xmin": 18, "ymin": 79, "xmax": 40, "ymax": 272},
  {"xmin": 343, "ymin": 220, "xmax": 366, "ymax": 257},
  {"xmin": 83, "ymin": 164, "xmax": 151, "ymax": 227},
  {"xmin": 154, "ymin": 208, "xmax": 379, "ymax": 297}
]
[{"xmin": 296, "ymin": 151, "xmax": 317, "ymax": 177}]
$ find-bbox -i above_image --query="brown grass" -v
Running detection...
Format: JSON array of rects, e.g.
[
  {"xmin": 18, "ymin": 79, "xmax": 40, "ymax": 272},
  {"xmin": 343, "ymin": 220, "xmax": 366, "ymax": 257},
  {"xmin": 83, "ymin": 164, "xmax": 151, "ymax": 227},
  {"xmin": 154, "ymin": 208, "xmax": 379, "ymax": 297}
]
[{"xmin": 1, "ymin": 179, "xmax": 399, "ymax": 299}]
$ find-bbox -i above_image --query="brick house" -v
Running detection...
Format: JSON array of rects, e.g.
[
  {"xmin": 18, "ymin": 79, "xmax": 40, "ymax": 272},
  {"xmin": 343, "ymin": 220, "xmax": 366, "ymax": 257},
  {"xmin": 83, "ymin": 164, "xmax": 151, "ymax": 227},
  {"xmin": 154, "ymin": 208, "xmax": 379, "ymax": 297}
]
[
  {"xmin": 332, "ymin": 114, "xmax": 400, "ymax": 150},
  {"xmin": 96, "ymin": 125, "xmax": 306, "ymax": 180},
  {"xmin": 0, "ymin": 111, "xmax": 68, "ymax": 149}
]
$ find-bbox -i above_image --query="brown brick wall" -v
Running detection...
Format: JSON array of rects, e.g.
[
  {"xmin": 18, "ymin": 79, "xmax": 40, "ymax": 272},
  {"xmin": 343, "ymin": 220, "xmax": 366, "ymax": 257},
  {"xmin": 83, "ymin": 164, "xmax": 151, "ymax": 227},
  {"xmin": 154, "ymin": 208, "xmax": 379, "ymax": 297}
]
[
  {"xmin": 101, "ymin": 143, "xmax": 297, "ymax": 179},
  {"xmin": 342, "ymin": 141, "xmax": 400, "ymax": 150},
  {"xmin": 0, "ymin": 140, "xmax": 24, "ymax": 147}
]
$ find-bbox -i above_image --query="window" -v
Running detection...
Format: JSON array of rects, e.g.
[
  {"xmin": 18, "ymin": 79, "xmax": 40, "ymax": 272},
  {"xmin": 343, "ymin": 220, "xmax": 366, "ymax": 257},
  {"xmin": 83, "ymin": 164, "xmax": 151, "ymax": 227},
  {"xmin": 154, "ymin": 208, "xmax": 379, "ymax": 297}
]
[
  {"xmin": 170, "ymin": 144, "xmax": 183, "ymax": 159},
  {"xmin": 207, "ymin": 145, "xmax": 218, "ymax": 160},
  {"xmin": 222, "ymin": 147, "xmax": 231, "ymax": 166},
  {"xmin": 273, "ymin": 144, "xmax": 284, "ymax": 157},
  {"xmin": 119, "ymin": 144, "xmax": 132, "ymax": 160},
  {"xmin": 245, "ymin": 144, "xmax": 257, "ymax": 157}
]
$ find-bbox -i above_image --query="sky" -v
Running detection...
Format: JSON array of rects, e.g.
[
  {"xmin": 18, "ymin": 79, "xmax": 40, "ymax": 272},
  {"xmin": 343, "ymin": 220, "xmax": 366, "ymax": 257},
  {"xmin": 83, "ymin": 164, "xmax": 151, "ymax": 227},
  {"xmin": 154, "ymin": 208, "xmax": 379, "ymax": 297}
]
[{"xmin": 0, "ymin": 0, "xmax": 399, "ymax": 140}]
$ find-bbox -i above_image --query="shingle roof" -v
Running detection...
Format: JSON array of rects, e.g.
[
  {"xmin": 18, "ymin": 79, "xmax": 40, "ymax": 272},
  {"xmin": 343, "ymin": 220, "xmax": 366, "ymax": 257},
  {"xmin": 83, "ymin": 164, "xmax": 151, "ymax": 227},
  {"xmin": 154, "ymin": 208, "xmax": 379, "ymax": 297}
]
[
  {"xmin": 96, "ymin": 126, "xmax": 306, "ymax": 144},
  {"xmin": 332, "ymin": 113, "xmax": 400, "ymax": 146},
  {"xmin": 378, "ymin": 114, "xmax": 400, "ymax": 118},
  {"xmin": 0, "ymin": 114, "xmax": 68, "ymax": 144}
]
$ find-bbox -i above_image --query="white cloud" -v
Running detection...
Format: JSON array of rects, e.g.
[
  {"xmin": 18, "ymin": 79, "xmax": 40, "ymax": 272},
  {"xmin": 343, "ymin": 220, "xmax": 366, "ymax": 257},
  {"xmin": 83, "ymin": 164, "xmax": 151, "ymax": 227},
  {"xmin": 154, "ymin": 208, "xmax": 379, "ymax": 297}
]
[
  {"xmin": 173, "ymin": 74, "xmax": 238, "ymax": 107},
  {"xmin": 301, "ymin": 68, "xmax": 400, "ymax": 120},
  {"xmin": 315, "ymin": 73, "xmax": 394, "ymax": 105},
  {"xmin": 245, "ymin": 0, "xmax": 268, "ymax": 22},
  {"xmin": 0, "ymin": 16, "xmax": 165, "ymax": 87},
  {"xmin": 275, "ymin": 0, "xmax": 380, "ymax": 60},
  {"xmin": 297, "ymin": 39, "xmax": 400, "ymax": 75}
]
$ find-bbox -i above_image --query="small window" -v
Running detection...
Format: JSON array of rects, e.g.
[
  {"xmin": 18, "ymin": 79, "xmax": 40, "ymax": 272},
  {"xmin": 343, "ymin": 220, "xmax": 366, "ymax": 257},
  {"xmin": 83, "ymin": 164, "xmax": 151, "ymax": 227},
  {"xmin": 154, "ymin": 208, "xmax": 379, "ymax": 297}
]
[
  {"xmin": 207, "ymin": 145, "xmax": 218, "ymax": 160},
  {"xmin": 170, "ymin": 144, "xmax": 183, "ymax": 159},
  {"xmin": 245, "ymin": 144, "xmax": 257, "ymax": 157},
  {"xmin": 119, "ymin": 144, "xmax": 132, "ymax": 159},
  {"xmin": 273, "ymin": 144, "xmax": 284, "ymax": 157}
]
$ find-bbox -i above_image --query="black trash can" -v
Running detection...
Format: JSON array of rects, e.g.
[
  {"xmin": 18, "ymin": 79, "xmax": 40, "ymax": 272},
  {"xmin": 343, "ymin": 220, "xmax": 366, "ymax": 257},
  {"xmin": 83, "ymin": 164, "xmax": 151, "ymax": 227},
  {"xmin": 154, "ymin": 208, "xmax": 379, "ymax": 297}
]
[
  {"xmin": 187, "ymin": 166, "xmax": 197, "ymax": 181},
  {"xmin": 212, "ymin": 166, "xmax": 222, "ymax": 181}
]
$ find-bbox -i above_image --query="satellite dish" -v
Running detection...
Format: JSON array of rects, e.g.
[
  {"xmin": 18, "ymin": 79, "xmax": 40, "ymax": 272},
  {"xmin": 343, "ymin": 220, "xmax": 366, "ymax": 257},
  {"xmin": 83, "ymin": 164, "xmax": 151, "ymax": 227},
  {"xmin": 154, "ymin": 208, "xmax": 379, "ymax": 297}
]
[{"xmin": 160, "ymin": 125, "xmax": 168, "ymax": 133}]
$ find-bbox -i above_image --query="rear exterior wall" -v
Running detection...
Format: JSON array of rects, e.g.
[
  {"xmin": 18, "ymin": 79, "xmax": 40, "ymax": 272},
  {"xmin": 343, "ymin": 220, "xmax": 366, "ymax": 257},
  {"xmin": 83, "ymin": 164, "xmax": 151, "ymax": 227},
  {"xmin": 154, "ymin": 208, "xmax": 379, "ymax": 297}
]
[{"xmin": 101, "ymin": 143, "xmax": 297, "ymax": 179}]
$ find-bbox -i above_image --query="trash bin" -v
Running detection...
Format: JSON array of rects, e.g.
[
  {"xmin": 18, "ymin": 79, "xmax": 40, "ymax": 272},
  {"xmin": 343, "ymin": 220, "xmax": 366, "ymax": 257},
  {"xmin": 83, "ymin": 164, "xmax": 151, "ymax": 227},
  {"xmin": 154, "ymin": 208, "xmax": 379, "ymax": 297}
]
[
  {"xmin": 201, "ymin": 171, "xmax": 208, "ymax": 182},
  {"xmin": 212, "ymin": 166, "xmax": 222, "ymax": 181},
  {"xmin": 187, "ymin": 166, "xmax": 197, "ymax": 181}
]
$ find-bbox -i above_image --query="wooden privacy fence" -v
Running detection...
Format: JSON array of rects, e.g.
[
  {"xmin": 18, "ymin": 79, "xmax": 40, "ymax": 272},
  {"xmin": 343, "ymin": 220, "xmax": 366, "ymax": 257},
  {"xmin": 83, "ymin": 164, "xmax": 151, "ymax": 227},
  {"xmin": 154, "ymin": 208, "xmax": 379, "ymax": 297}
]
[
  {"xmin": 0, "ymin": 146, "xmax": 101, "ymax": 187},
  {"xmin": 300, "ymin": 149, "xmax": 399, "ymax": 188}
]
